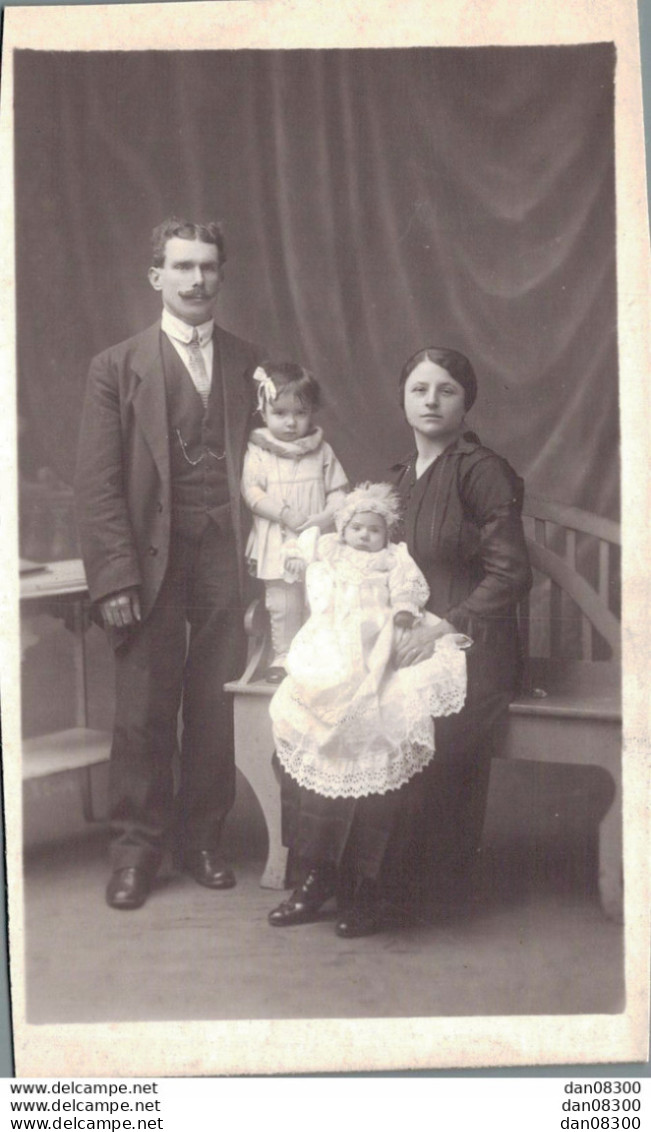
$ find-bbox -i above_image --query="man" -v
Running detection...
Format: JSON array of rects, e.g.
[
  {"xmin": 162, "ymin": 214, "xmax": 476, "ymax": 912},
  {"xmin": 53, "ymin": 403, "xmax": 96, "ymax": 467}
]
[{"xmin": 75, "ymin": 217, "xmax": 264, "ymax": 910}]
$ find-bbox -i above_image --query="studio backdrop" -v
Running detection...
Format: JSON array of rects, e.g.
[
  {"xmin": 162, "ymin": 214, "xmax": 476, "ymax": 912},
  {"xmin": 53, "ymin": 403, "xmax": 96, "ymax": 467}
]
[{"xmin": 14, "ymin": 45, "xmax": 617, "ymax": 533}]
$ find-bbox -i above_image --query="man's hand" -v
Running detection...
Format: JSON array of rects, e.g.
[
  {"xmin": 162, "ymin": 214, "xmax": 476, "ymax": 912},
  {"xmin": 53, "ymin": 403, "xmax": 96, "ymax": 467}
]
[
  {"xmin": 100, "ymin": 587, "xmax": 142, "ymax": 629},
  {"xmin": 392, "ymin": 618, "xmax": 456, "ymax": 667}
]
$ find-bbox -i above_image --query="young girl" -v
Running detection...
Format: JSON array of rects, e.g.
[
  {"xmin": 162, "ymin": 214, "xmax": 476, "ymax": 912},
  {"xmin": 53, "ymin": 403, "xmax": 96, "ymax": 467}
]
[
  {"xmin": 241, "ymin": 361, "xmax": 348, "ymax": 681},
  {"xmin": 267, "ymin": 483, "xmax": 470, "ymax": 937}
]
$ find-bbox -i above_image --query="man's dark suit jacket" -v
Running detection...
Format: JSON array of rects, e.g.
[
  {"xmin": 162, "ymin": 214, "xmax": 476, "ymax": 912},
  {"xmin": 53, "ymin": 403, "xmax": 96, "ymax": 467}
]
[{"xmin": 74, "ymin": 320, "xmax": 262, "ymax": 647}]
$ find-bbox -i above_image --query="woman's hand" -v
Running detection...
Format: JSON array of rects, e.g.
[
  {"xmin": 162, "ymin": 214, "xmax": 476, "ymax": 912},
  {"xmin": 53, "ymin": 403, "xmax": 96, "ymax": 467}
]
[
  {"xmin": 295, "ymin": 510, "xmax": 332, "ymax": 533},
  {"xmin": 392, "ymin": 618, "xmax": 456, "ymax": 667}
]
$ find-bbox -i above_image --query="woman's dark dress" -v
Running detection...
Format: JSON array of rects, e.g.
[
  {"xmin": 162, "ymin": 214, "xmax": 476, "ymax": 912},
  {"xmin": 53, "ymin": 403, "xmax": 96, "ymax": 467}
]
[
  {"xmin": 277, "ymin": 432, "xmax": 532, "ymax": 904},
  {"xmin": 388, "ymin": 432, "xmax": 532, "ymax": 900}
]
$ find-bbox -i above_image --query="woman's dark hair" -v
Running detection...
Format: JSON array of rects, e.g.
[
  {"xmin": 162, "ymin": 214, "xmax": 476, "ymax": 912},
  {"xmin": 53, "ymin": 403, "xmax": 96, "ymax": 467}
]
[
  {"xmin": 261, "ymin": 361, "xmax": 321, "ymax": 411},
  {"xmin": 398, "ymin": 347, "xmax": 478, "ymax": 411},
  {"xmin": 151, "ymin": 216, "xmax": 227, "ymax": 268}
]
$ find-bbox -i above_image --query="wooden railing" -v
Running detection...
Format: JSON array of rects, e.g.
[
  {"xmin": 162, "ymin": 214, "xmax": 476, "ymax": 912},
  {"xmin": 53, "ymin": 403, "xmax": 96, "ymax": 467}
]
[{"xmin": 520, "ymin": 492, "xmax": 620, "ymax": 666}]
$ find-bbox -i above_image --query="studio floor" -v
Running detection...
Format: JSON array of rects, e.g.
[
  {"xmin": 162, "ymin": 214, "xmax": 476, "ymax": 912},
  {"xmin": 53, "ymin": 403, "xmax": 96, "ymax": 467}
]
[{"xmin": 23, "ymin": 828, "xmax": 624, "ymax": 1025}]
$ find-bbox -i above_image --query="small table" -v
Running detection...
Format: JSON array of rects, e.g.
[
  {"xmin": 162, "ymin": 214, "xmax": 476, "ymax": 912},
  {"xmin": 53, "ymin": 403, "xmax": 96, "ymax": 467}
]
[{"xmin": 20, "ymin": 559, "xmax": 111, "ymax": 821}]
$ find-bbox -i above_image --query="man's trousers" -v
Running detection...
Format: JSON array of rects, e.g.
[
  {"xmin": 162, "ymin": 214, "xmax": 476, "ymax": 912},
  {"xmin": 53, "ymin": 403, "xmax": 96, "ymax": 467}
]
[{"xmin": 108, "ymin": 524, "xmax": 246, "ymax": 872}]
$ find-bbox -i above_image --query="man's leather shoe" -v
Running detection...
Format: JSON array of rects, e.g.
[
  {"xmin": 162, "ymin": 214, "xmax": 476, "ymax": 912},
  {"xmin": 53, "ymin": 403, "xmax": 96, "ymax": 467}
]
[
  {"xmin": 268, "ymin": 868, "xmax": 335, "ymax": 926},
  {"xmin": 183, "ymin": 850, "xmax": 236, "ymax": 890},
  {"xmin": 106, "ymin": 867, "xmax": 152, "ymax": 911}
]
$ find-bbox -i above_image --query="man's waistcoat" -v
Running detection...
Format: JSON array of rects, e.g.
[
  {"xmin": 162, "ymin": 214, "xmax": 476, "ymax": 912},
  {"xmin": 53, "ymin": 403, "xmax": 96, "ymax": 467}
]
[{"xmin": 161, "ymin": 333, "xmax": 231, "ymax": 541}]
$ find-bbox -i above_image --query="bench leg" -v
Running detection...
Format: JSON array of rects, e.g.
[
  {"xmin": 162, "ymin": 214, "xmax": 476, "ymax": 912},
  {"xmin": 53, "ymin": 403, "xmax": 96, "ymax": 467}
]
[
  {"xmin": 80, "ymin": 765, "xmax": 97, "ymax": 823},
  {"xmin": 233, "ymin": 696, "xmax": 288, "ymax": 890},
  {"xmin": 501, "ymin": 714, "xmax": 623, "ymax": 922},
  {"xmin": 597, "ymin": 760, "xmax": 623, "ymax": 922}
]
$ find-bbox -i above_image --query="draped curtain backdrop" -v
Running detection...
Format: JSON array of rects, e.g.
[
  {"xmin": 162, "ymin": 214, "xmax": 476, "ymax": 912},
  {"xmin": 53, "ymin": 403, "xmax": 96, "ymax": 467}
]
[{"xmin": 15, "ymin": 46, "xmax": 617, "ymax": 522}]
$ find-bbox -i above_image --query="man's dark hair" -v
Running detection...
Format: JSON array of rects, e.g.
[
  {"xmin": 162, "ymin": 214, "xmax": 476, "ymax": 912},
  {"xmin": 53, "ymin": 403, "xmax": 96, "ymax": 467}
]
[{"xmin": 151, "ymin": 217, "xmax": 227, "ymax": 268}]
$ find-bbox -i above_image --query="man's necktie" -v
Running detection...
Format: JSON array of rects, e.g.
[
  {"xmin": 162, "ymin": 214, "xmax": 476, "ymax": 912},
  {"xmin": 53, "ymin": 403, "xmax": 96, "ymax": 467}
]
[{"xmin": 186, "ymin": 327, "xmax": 211, "ymax": 409}]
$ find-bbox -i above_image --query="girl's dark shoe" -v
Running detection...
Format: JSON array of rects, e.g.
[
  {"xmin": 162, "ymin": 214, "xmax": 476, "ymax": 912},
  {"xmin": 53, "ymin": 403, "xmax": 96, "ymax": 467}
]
[
  {"xmin": 268, "ymin": 867, "xmax": 336, "ymax": 926},
  {"xmin": 182, "ymin": 850, "xmax": 236, "ymax": 889},
  {"xmin": 265, "ymin": 666, "xmax": 287, "ymax": 684}
]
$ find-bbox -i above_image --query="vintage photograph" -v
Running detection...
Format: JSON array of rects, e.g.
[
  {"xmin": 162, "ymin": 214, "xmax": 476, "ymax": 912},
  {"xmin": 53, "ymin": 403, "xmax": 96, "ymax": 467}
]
[{"xmin": 1, "ymin": 0, "xmax": 648, "ymax": 1077}]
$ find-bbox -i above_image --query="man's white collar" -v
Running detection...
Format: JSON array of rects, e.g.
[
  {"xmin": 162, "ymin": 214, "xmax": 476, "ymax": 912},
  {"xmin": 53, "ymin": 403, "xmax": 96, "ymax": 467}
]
[{"xmin": 162, "ymin": 308, "xmax": 214, "ymax": 347}]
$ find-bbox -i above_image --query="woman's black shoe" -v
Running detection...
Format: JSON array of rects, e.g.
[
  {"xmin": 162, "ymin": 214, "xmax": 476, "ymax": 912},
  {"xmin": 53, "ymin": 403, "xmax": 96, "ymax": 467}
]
[
  {"xmin": 335, "ymin": 880, "xmax": 387, "ymax": 938},
  {"xmin": 268, "ymin": 868, "xmax": 336, "ymax": 926},
  {"xmin": 334, "ymin": 901, "xmax": 385, "ymax": 938}
]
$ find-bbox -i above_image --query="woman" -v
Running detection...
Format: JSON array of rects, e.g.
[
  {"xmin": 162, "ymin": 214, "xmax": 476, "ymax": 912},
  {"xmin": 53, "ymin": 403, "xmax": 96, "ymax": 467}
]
[
  {"xmin": 387, "ymin": 346, "xmax": 533, "ymax": 911},
  {"xmin": 268, "ymin": 346, "xmax": 531, "ymax": 935}
]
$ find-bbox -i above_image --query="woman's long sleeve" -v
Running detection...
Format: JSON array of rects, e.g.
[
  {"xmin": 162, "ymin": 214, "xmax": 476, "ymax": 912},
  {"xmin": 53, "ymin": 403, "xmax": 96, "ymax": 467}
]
[{"xmin": 445, "ymin": 457, "xmax": 532, "ymax": 633}]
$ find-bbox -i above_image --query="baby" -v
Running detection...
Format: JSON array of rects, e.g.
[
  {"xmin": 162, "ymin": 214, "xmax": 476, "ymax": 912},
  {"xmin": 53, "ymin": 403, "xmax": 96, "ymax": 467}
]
[{"xmin": 270, "ymin": 483, "xmax": 470, "ymax": 799}]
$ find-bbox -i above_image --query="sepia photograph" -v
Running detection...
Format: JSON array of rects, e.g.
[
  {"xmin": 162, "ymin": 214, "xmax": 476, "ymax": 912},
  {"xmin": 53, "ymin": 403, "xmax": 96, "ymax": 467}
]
[{"xmin": 0, "ymin": 0, "xmax": 648, "ymax": 1077}]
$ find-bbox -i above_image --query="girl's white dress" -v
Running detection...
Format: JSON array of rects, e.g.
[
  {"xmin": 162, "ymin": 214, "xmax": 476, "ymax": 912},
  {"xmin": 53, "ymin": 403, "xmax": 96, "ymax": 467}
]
[
  {"xmin": 241, "ymin": 427, "xmax": 348, "ymax": 579},
  {"xmin": 270, "ymin": 532, "xmax": 469, "ymax": 799}
]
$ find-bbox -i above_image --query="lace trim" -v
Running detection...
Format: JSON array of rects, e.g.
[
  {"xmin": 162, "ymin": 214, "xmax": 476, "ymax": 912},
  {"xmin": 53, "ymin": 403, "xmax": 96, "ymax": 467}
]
[
  {"xmin": 271, "ymin": 647, "xmax": 467, "ymax": 798},
  {"xmin": 391, "ymin": 580, "xmax": 428, "ymax": 606},
  {"xmin": 275, "ymin": 735, "xmax": 438, "ymax": 798}
]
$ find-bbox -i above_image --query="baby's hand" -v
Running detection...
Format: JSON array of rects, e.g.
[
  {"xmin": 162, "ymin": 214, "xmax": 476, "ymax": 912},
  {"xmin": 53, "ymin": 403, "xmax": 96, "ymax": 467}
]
[
  {"xmin": 284, "ymin": 557, "xmax": 305, "ymax": 583},
  {"xmin": 393, "ymin": 625, "xmax": 410, "ymax": 648},
  {"xmin": 392, "ymin": 611, "xmax": 416, "ymax": 651},
  {"xmin": 393, "ymin": 610, "xmax": 416, "ymax": 630}
]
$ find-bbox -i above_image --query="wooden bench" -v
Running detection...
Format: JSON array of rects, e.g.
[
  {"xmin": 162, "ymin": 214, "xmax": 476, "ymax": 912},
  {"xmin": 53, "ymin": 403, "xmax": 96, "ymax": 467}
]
[
  {"xmin": 501, "ymin": 494, "xmax": 622, "ymax": 919},
  {"xmin": 225, "ymin": 493, "xmax": 623, "ymax": 918}
]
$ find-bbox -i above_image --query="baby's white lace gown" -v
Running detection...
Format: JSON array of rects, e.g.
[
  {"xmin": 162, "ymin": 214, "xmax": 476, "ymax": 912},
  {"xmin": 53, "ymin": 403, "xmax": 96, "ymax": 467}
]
[{"xmin": 270, "ymin": 535, "xmax": 468, "ymax": 799}]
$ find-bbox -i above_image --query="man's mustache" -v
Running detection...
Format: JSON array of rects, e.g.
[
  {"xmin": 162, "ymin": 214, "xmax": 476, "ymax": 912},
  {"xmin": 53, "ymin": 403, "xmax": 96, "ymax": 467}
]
[{"xmin": 179, "ymin": 289, "xmax": 210, "ymax": 299}]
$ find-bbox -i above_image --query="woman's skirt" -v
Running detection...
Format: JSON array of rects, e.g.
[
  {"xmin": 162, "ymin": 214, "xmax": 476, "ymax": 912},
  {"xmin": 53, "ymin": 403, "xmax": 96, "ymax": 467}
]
[{"xmin": 275, "ymin": 637, "xmax": 516, "ymax": 905}]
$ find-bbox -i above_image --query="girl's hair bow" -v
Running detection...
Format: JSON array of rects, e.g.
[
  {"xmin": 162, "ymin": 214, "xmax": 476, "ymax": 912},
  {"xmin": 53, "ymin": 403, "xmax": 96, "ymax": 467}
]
[{"xmin": 253, "ymin": 366, "xmax": 278, "ymax": 412}]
